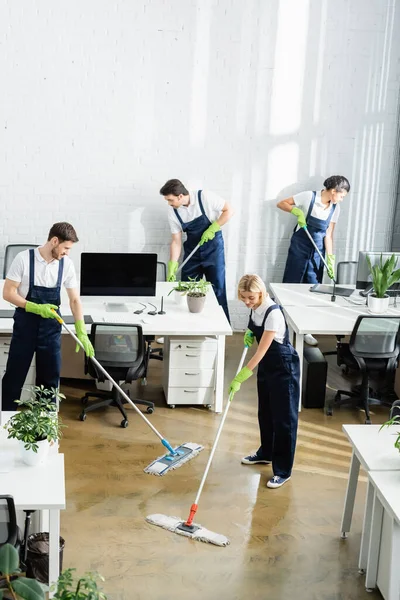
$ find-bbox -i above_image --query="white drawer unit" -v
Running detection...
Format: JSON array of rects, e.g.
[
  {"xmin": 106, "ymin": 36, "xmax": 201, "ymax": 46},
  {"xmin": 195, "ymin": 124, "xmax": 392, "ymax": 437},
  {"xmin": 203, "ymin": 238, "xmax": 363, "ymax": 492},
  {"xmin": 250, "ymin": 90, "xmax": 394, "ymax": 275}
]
[
  {"xmin": 163, "ymin": 336, "xmax": 217, "ymax": 408},
  {"xmin": 0, "ymin": 335, "xmax": 36, "ymax": 408}
]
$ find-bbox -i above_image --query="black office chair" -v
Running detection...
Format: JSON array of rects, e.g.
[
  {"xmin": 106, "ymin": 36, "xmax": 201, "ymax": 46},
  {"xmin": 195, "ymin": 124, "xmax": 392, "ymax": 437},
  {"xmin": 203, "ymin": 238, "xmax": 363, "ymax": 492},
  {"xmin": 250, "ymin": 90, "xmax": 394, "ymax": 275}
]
[
  {"xmin": 326, "ymin": 315, "xmax": 400, "ymax": 424},
  {"xmin": 80, "ymin": 323, "xmax": 154, "ymax": 428},
  {"xmin": 3, "ymin": 244, "xmax": 39, "ymax": 279},
  {"xmin": 323, "ymin": 260, "xmax": 359, "ymax": 362},
  {"xmin": 142, "ymin": 261, "xmax": 166, "ymax": 384}
]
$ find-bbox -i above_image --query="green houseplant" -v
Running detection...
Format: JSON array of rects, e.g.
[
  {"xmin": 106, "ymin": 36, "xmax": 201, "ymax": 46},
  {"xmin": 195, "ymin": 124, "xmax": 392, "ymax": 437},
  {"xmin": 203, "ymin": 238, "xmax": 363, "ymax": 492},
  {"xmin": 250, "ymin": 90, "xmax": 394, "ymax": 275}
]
[
  {"xmin": 5, "ymin": 386, "xmax": 65, "ymax": 466},
  {"xmin": 168, "ymin": 281, "xmax": 190, "ymax": 306},
  {"xmin": 52, "ymin": 568, "xmax": 108, "ymax": 599},
  {"xmin": 366, "ymin": 253, "xmax": 400, "ymax": 313},
  {"xmin": 0, "ymin": 543, "xmax": 45, "ymax": 599},
  {"xmin": 380, "ymin": 415, "xmax": 400, "ymax": 453},
  {"xmin": 184, "ymin": 277, "xmax": 212, "ymax": 314}
]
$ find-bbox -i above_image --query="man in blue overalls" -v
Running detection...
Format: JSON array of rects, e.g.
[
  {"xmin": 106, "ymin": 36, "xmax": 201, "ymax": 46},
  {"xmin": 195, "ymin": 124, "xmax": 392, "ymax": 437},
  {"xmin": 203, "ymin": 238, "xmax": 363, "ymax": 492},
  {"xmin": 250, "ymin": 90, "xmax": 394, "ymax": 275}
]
[
  {"xmin": 1, "ymin": 222, "xmax": 94, "ymax": 410},
  {"xmin": 160, "ymin": 179, "xmax": 234, "ymax": 323},
  {"xmin": 277, "ymin": 175, "xmax": 350, "ymax": 345}
]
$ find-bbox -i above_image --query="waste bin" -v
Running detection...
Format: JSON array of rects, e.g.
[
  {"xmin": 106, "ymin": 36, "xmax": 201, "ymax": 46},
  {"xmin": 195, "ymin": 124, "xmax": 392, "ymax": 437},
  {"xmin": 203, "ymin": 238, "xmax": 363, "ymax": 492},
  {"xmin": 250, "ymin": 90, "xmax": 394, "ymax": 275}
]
[{"xmin": 25, "ymin": 532, "xmax": 65, "ymax": 584}]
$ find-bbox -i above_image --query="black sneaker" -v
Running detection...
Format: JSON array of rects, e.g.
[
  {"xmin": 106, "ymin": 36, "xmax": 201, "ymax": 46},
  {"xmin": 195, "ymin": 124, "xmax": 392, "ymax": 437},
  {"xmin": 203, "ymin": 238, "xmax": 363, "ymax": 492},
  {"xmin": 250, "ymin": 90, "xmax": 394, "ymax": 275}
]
[{"xmin": 241, "ymin": 453, "xmax": 271, "ymax": 465}]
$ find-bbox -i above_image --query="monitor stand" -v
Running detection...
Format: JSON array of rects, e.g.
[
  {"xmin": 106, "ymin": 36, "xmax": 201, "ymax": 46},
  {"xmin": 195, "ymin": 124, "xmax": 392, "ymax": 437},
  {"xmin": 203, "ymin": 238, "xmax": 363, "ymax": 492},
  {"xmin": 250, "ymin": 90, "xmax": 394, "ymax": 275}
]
[{"xmin": 105, "ymin": 303, "xmax": 129, "ymax": 313}]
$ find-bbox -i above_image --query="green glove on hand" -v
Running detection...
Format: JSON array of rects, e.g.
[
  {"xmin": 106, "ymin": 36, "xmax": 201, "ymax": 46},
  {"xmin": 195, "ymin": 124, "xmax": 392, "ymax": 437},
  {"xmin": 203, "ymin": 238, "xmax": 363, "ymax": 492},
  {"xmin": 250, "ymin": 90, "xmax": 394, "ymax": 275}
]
[
  {"xmin": 199, "ymin": 221, "xmax": 221, "ymax": 246},
  {"xmin": 25, "ymin": 301, "xmax": 59, "ymax": 319},
  {"xmin": 326, "ymin": 254, "xmax": 336, "ymax": 280},
  {"xmin": 243, "ymin": 329, "xmax": 254, "ymax": 348},
  {"xmin": 75, "ymin": 320, "xmax": 95, "ymax": 357},
  {"xmin": 229, "ymin": 366, "xmax": 253, "ymax": 395},
  {"xmin": 167, "ymin": 260, "xmax": 179, "ymax": 282},
  {"xmin": 291, "ymin": 207, "xmax": 306, "ymax": 228}
]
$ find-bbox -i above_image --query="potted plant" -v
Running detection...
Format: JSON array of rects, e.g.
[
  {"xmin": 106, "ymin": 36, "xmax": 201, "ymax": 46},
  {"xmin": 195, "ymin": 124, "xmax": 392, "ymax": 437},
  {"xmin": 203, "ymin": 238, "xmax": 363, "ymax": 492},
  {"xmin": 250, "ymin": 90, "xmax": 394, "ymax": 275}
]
[
  {"xmin": 168, "ymin": 281, "xmax": 189, "ymax": 306},
  {"xmin": 5, "ymin": 386, "xmax": 65, "ymax": 467},
  {"xmin": 52, "ymin": 568, "xmax": 108, "ymax": 599},
  {"xmin": 0, "ymin": 543, "xmax": 45, "ymax": 599},
  {"xmin": 366, "ymin": 253, "xmax": 400, "ymax": 314},
  {"xmin": 380, "ymin": 415, "xmax": 400, "ymax": 453},
  {"xmin": 184, "ymin": 277, "xmax": 212, "ymax": 314}
]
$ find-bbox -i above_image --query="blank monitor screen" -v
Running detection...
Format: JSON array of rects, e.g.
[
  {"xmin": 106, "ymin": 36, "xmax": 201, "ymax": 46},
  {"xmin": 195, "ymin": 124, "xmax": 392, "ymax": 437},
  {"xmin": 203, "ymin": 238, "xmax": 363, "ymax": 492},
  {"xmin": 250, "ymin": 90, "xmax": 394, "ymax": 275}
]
[
  {"xmin": 356, "ymin": 251, "xmax": 400, "ymax": 289},
  {"xmin": 80, "ymin": 253, "xmax": 157, "ymax": 297}
]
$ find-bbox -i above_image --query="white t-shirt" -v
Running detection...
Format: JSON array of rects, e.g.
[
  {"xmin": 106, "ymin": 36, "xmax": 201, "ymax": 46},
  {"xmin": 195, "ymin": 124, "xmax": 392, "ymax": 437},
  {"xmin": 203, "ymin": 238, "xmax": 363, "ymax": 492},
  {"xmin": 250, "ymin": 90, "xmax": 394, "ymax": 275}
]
[
  {"xmin": 168, "ymin": 190, "xmax": 226, "ymax": 234},
  {"xmin": 6, "ymin": 247, "xmax": 78, "ymax": 299},
  {"xmin": 293, "ymin": 190, "xmax": 340, "ymax": 231},
  {"xmin": 251, "ymin": 296, "xmax": 286, "ymax": 345}
]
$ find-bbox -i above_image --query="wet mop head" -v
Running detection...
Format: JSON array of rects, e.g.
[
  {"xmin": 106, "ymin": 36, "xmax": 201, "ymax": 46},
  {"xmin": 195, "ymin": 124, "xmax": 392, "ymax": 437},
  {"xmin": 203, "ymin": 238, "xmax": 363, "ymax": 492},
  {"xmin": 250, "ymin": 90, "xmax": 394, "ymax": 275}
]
[
  {"xmin": 144, "ymin": 442, "xmax": 204, "ymax": 476},
  {"xmin": 146, "ymin": 514, "xmax": 230, "ymax": 547}
]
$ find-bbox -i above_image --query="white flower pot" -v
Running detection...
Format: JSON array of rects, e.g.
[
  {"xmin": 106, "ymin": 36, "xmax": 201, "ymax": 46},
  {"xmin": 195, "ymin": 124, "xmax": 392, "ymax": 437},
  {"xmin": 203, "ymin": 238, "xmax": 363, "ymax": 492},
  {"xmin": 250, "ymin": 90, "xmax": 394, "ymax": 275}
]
[
  {"xmin": 20, "ymin": 438, "xmax": 50, "ymax": 466},
  {"xmin": 367, "ymin": 294, "xmax": 390, "ymax": 314},
  {"xmin": 174, "ymin": 290, "xmax": 186, "ymax": 306}
]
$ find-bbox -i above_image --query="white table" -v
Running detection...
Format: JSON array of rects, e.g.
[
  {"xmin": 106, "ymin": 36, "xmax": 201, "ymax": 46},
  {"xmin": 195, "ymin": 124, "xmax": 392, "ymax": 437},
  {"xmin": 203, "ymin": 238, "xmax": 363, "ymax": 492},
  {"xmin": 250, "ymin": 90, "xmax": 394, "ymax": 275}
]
[
  {"xmin": 341, "ymin": 424, "xmax": 400, "ymax": 574},
  {"xmin": 0, "ymin": 281, "xmax": 232, "ymax": 413},
  {"xmin": 0, "ymin": 413, "xmax": 65, "ymax": 597},
  {"xmin": 365, "ymin": 470, "xmax": 400, "ymax": 598}
]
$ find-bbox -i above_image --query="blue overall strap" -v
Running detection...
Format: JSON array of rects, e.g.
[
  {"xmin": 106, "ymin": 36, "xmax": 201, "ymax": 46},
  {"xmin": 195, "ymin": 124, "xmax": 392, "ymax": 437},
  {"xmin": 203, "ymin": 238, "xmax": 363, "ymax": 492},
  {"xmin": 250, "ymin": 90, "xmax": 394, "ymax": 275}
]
[
  {"xmin": 56, "ymin": 258, "xmax": 65, "ymax": 287},
  {"xmin": 28, "ymin": 249, "xmax": 35, "ymax": 292},
  {"xmin": 305, "ymin": 191, "xmax": 317, "ymax": 222},
  {"xmin": 261, "ymin": 304, "xmax": 290, "ymax": 344},
  {"xmin": 197, "ymin": 190, "xmax": 206, "ymax": 216},
  {"xmin": 173, "ymin": 206, "xmax": 185, "ymax": 227}
]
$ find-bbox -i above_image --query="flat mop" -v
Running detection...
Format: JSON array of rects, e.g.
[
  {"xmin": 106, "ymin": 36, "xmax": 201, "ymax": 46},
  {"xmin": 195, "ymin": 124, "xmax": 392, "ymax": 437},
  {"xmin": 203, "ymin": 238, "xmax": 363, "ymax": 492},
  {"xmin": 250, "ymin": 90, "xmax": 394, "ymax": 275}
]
[
  {"xmin": 53, "ymin": 313, "xmax": 203, "ymax": 475},
  {"xmin": 146, "ymin": 346, "xmax": 249, "ymax": 546}
]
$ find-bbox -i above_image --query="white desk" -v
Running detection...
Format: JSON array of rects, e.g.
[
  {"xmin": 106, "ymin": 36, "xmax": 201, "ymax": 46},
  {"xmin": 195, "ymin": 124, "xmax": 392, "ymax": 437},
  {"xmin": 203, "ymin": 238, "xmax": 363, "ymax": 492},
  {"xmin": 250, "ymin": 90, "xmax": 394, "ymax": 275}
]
[
  {"xmin": 365, "ymin": 470, "xmax": 400, "ymax": 598},
  {"xmin": 0, "ymin": 281, "xmax": 232, "ymax": 413},
  {"xmin": 0, "ymin": 413, "xmax": 65, "ymax": 597},
  {"xmin": 269, "ymin": 283, "xmax": 400, "ymax": 400}
]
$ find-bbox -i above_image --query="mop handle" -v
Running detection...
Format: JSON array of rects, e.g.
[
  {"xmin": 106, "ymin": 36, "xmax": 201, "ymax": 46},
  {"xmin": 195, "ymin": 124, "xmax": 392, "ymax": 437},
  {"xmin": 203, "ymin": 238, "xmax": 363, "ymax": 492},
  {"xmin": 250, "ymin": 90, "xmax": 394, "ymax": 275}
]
[
  {"xmin": 193, "ymin": 346, "xmax": 249, "ymax": 507},
  {"xmin": 52, "ymin": 312, "xmax": 167, "ymax": 443},
  {"xmin": 302, "ymin": 226, "xmax": 336, "ymax": 284},
  {"xmin": 175, "ymin": 243, "xmax": 201, "ymax": 276}
]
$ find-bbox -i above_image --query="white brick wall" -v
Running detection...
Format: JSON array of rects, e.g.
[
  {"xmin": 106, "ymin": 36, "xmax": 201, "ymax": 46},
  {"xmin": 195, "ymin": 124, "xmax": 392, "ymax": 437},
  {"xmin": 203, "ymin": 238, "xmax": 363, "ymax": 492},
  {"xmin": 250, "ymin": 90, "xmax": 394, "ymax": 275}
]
[{"xmin": 1, "ymin": 0, "xmax": 400, "ymax": 330}]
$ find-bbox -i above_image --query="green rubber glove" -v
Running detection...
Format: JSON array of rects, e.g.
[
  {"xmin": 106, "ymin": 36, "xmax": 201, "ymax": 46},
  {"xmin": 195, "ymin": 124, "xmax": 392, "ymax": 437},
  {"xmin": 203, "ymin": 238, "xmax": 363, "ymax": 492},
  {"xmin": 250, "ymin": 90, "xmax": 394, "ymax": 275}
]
[
  {"xmin": 167, "ymin": 260, "xmax": 179, "ymax": 282},
  {"xmin": 291, "ymin": 206, "xmax": 306, "ymax": 228},
  {"xmin": 75, "ymin": 320, "xmax": 95, "ymax": 357},
  {"xmin": 229, "ymin": 366, "xmax": 253, "ymax": 395},
  {"xmin": 243, "ymin": 329, "xmax": 254, "ymax": 348},
  {"xmin": 199, "ymin": 221, "xmax": 221, "ymax": 246},
  {"xmin": 25, "ymin": 301, "xmax": 59, "ymax": 319},
  {"xmin": 326, "ymin": 254, "xmax": 336, "ymax": 280}
]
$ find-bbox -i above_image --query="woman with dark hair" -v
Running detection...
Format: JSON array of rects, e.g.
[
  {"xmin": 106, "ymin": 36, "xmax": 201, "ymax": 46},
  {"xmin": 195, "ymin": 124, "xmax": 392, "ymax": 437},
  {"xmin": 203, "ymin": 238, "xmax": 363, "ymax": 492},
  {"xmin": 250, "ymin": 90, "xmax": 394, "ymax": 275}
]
[{"xmin": 277, "ymin": 175, "xmax": 350, "ymax": 345}]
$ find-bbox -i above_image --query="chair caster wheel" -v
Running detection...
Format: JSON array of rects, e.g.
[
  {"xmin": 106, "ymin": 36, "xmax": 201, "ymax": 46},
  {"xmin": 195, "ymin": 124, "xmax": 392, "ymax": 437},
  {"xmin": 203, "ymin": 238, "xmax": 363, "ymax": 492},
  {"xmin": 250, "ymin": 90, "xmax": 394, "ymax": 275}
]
[
  {"xmin": 358, "ymin": 569, "xmax": 365, "ymax": 574},
  {"xmin": 325, "ymin": 406, "xmax": 333, "ymax": 416},
  {"xmin": 169, "ymin": 404, "xmax": 176, "ymax": 409},
  {"xmin": 79, "ymin": 413, "xmax": 86, "ymax": 422},
  {"xmin": 121, "ymin": 419, "xmax": 128, "ymax": 428},
  {"xmin": 365, "ymin": 419, "xmax": 371, "ymax": 425},
  {"xmin": 340, "ymin": 532, "xmax": 347, "ymax": 539},
  {"xmin": 146, "ymin": 407, "xmax": 154, "ymax": 414},
  {"xmin": 141, "ymin": 378, "xmax": 147, "ymax": 386},
  {"xmin": 206, "ymin": 404, "xmax": 212, "ymax": 410}
]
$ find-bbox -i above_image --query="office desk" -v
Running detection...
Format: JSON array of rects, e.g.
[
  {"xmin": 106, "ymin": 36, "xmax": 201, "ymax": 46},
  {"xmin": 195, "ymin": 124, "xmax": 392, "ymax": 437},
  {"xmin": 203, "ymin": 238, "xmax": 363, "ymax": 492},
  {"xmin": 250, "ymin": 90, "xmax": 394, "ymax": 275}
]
[
  {"xmin": 0, "ymin": 413, "xmax": 65, "ymax": 598},
  {"xmin": 365, "ymin": 470, "xmax": 400, "ymax": 599},
  {"xmin": 0, "ymin": 281, "xmax": 232, "ymax": 413}
]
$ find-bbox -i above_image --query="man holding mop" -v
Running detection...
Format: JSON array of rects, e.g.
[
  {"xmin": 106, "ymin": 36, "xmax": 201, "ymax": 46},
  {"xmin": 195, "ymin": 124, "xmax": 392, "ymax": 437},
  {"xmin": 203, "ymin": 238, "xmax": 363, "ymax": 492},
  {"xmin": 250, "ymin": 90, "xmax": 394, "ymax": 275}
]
[
  {"xmin": 160, "ymin": 178, "xmax": 234, "ymax": 323},
  {"xmin": 1, "ymin": 222, "xmax": 94, "ymax": 409}
]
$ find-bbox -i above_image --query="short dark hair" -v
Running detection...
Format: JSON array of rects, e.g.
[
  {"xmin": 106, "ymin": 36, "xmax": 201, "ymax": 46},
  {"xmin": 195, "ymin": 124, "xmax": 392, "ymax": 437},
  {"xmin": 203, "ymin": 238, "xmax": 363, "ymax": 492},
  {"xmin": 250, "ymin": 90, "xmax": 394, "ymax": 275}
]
[
  {"xmin": 47, "ymin": 222, "xmax": 79, "ymax": 243},
  {"xmin": 323, "ymin": 175, "xmax": 351, "ymax": 193},
  {"xmin": 159, "ymin": 179, "xmax": 189, "ymax": 197}
]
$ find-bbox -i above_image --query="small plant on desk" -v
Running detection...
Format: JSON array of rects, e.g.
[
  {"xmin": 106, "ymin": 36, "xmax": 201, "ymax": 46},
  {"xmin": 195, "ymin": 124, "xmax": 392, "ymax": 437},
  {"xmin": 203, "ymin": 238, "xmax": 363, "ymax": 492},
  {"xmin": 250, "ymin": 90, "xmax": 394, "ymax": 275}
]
[
  {"xmin": 380, "ymin": 415, "xmax": 400, "ymax": 453},
  {"xmin": 52, "ymin": 568, "xmax": 108, "ymax": 599},
  {"xmin": 366, "ymin": 253, "xmax": 400, "ymax": 313},
  {"xmin": 168, "ymin": 281, "xmax": 190, "ymax": 306},
  {"xmin": 5, "ymin": 386, "xmax": 65, "ymax": 466}
]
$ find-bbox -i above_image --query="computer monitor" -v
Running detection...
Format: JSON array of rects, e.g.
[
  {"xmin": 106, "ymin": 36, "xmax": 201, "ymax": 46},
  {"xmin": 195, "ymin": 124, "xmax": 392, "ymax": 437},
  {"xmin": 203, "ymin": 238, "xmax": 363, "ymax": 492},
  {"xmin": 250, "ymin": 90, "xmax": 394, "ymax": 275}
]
[
  {"xmin": 356, "ymin": 251, "xmax": 400, "ymax": 291},
  {"xmin": 80, "ymin": 253, "xmax": 157, "ymax": 302}
]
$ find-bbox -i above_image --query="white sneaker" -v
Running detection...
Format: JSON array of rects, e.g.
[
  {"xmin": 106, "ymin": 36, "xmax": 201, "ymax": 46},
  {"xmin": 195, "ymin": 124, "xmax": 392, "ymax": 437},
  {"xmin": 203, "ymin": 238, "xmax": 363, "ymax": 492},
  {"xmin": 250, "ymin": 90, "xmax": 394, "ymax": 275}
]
[
  {"xmin": 304, "ymin": 334, "xmax": 318, "ymax": 346},
  {"xmin": 156, "ymin": 338, "xmax": 164, "ymax": 344}
]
